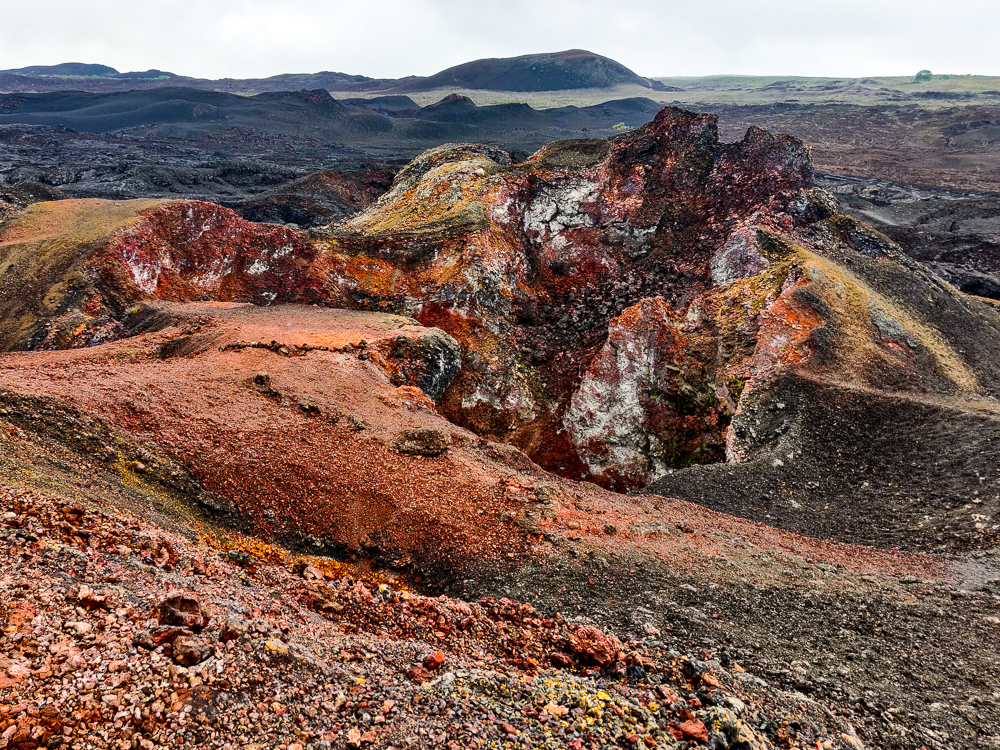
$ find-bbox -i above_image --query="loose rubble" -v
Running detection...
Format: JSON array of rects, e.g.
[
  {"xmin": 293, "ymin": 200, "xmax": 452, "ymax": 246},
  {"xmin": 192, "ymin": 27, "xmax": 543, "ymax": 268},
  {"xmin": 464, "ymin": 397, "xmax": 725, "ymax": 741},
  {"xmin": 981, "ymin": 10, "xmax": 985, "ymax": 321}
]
[{"xmin": 2, "ymin": 486, "xmax": 870, "ymax": 750}]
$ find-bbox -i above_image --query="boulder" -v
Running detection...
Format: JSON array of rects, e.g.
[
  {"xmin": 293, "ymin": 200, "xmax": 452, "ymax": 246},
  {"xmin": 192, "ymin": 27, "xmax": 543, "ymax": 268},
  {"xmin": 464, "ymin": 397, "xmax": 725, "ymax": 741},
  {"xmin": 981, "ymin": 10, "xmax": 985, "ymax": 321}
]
[
  {"xmin": 303, "ymin": 581, "xmax": 344, "ymax": 617},
  {"xmin": 393, "ymin": 428, "xmax": 451, "ymax": 457},
  {"xmin": 172, "ymin": 636, "xmax": 215, "ymax": 667},
  {"xmin": 134, "ymin": 626, "xmax": 190, "ymax": 650},
  {"xmin": 156, "ymin": 591, "xmax": 210, "ymax": 632},
  {"xmin": 567, "ymin": 625, "xmax": 623, "ymax": 666}
]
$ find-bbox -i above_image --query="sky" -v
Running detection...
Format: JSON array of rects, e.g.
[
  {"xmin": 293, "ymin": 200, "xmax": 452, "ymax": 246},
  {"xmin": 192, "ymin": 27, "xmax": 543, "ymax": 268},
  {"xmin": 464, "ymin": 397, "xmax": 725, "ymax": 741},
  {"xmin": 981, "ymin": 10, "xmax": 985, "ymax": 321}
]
[{"xmin": 3, "ymin": 0, "xmax": 998, "ymax": 80}]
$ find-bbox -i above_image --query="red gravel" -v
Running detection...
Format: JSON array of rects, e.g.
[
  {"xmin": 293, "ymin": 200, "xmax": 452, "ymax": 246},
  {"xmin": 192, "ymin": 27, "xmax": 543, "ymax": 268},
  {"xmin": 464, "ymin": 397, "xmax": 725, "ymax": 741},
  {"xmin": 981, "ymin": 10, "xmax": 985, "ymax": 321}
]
[{"xmin": 0, "ymin": 476, "xmax": 873, "ymax": 750}]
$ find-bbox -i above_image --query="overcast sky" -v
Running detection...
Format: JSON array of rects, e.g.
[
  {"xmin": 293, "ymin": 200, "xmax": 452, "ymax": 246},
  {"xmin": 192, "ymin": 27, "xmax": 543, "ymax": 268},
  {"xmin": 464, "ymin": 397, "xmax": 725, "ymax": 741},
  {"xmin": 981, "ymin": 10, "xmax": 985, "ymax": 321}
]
[{"xmin": 3, "ymin": 0, "xmax": 998, "ymax": 79}]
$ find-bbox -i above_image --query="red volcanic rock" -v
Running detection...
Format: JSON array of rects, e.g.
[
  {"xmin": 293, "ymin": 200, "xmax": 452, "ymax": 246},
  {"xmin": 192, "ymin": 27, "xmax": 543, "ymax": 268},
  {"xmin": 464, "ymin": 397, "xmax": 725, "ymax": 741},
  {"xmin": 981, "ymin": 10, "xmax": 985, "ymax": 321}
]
[
  {"xmin": 672, "ymin": 718, "xmax": 708, "ymax": 743},
  {"xmin": 406, "ymin": 666, "xmax": 432, "ymax": 683},
  {"xmin": 303, "ymin": 580, "xmax": 344, "ymax": 616},
  {"xmin": 422, "ymin": 650, "xmax": 445, "ymax": 670},
  {"xmin": 567, "ymin": 625, "xmax": 623, "ymax": 666},
  {"xmin": 104, "ymin": 201, "xmax": 322, "ymax": 307},
  {"xmin": 0, "ymin": 302, "xmax": 539, "ymax": 570},
  {"xmin": 133, "ymin": 626, "xmax": 190, "ymax": 650},
  {"xmin": 0, "ymin": 487, "xmax": 894, "ymax": 750},
  {"xmin": 548, "ymin": 651, "xmax": 574, "ymax": 668},
  {"xmin": 218, "ymin": 621, "xmax": 243, "ymax": 643},
  {"xmin": 655, "ymin": 685, "xmax": 681, "ymax": 704},
  {"xmin": 564, "ymin": 297, "xmax": 718, "ymax": 488},
  {"xmin": 156, "ymin": 591, "xmax": 210, "ymax": 632},
  {"xmin": 314, "ymin": 112, "xmax": 814, "ymax": 483},
  {"xmin": 171, "ymin": 635, "xmax": 214, "ymax": 667},
  {"xmin": 67, "ymin": 584, "xmax": 115, "ymax": 611}
]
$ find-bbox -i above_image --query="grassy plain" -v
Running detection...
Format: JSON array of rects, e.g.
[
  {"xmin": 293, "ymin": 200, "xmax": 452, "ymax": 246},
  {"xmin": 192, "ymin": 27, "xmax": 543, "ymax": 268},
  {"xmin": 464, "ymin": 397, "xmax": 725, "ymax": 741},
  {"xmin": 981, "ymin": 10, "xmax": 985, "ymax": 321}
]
[{"xmin": 331, "ymin": 74, "xmax": 1000, "ymax": 109}]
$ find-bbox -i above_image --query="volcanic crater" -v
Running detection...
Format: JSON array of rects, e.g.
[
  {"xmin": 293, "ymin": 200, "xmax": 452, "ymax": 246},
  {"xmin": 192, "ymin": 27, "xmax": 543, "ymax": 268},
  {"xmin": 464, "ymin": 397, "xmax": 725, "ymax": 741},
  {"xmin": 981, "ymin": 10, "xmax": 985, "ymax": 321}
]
[{"xmin": 2, "ymin": 105, "xmax": 1000, "ymax": 750}]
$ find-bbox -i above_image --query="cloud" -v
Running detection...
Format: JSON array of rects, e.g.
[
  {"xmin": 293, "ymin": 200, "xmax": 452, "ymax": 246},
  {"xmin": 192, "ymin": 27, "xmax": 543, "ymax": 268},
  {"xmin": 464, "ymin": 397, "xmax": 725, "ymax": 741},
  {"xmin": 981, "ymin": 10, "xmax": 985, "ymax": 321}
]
[{"xmin": 1, "ymin": 0, "xmax": 997, "ymax": 79}]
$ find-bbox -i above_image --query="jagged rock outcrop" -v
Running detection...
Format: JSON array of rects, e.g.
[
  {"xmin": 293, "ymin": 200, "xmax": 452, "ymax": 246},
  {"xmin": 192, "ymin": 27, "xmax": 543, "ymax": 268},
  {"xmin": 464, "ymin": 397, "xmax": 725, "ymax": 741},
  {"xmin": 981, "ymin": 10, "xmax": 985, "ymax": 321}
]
[{"xmin": 306, "ymin": 110, "xmax": 819, "ymax": 487}]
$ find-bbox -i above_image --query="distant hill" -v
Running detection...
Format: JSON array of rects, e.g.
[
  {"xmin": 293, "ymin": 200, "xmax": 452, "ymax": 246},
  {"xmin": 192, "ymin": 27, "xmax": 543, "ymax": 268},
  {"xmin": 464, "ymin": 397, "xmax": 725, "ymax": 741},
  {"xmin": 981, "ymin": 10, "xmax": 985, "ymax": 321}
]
[
  {"xmin": 117, "ymin": 69, "xmax": 179, "ymax": 80},
  {"xmin": 0, "ymin": 63, "xmax": 179, "ymax": 81},
  {"xmin": 399, "ymin": 49, "xmax": 657, "ymax": 92},
  {"xmin": 0, "ymin": 51, "xmax": 664, "ymax": 94},
  {"xmin": 0, "ymin": 87, "xmax": 393, "ymax": 138},
  {"xmin": 341, "ymin": 95, "xmax": 420, "ymax": 112},
  {"xmin": 0, "ymin": 87, "xmax": 662, "ymax": 140},
  {"xmin": 4, "ymin": 62, "xmax": 121, "ymax": 77}
]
